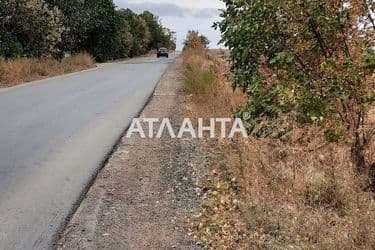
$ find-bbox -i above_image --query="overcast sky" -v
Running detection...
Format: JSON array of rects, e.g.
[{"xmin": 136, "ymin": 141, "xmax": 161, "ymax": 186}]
[{"xmin": 114, "ymin": 0, "xmax": 225, "ymax": 50}]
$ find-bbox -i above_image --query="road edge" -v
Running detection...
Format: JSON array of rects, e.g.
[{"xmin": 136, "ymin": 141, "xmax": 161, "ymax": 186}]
[
  {"xmin": 0, "ymin": 53, "xmax": 166, "ymax": 94},
  {"xmin": 51, "ymin": 54, "xmax": 180, "ymax": 249}
]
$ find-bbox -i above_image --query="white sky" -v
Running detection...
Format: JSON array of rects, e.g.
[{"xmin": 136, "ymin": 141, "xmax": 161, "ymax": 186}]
[{"xmin": 114, "ymin": 0, "xmax": 225, "ymax": 50}]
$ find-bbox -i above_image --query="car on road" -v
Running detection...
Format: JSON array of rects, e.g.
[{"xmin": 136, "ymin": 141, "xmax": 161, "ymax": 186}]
[{"xmin": 157, "ymin": 48, "xmax": 169, "ymax": 58}]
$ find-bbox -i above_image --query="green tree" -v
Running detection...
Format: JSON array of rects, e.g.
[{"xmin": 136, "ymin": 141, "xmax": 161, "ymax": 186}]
[
  {"xmin": 79, "ymin": 0, "xmax": 120, "ymax": 62},
  {"xmin": 45, "ymin": 0, "xmax": 90, "ymax": 55},
  {"xmin": 215, "ymin": 1, "xmax": 374, "ymax": 173},
  {"xmin": 0, "ymin": 1, "xmax": 21, "ymax": 58},
  {"xmin": 165, "ymin": 28, "xmax": 177, "ymax": 51},
  {"xmin": 116, "ymin": 10, "xmax": 134, "ymax": 58},
  {"xmin": 140, "ymin": 11, "xmax": 175, "ymax": 50},
  {"xmin": 118, "ymin": 9, "xmax": 150, "ymax": 56},
  {"xmin": 48, "ymin": 0, "xmax": 129, "ymax": 60},
  {"xmin": 2, "ymin": 0, "xmax": 64, "ymax": 58},
  {"xmin": 1, "ymin": 0, "xmax": 175, "ymax": 61},
  {"xmin": 140, "ymin": 11, "xmax": 162, "ymax": 49}
]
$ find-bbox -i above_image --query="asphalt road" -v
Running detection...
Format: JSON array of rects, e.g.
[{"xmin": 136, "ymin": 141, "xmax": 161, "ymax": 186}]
[{"xmin": 0, "ymin": 53, "xmax": 178, "ymax": 249}]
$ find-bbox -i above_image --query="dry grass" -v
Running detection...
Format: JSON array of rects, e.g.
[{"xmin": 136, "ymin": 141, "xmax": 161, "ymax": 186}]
[
  {"xmin": 182, "ymin": 47, "xmax": 245, "ymax": 118},
  {"xmin": 0, "ymin": 53, "xmax": 95, "ymax": 87},
  {"xmin": 220, "ymin": 134, "xmax": 375, "ymax": 249},
  {"xmin": 184, "ymin": 48, "xmax": 375, "ymax": 249}
]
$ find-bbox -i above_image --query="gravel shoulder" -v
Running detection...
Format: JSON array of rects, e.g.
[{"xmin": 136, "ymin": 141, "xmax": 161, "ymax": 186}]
[{"xmin": 57, "ymin": 56, "xmax": 206, "ymax": 249}]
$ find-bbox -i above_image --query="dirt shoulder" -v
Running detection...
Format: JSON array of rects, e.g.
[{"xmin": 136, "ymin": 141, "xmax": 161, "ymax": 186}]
[{"xmin": 56, "ymin": 56, "xmax": 205, "ymax": 249}]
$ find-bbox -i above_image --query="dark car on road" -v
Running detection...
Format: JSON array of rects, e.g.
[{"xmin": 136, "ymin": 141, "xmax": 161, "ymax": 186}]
[{"xmin": 157, "ymin": 48, "xmax": 169, "ymax": 58}]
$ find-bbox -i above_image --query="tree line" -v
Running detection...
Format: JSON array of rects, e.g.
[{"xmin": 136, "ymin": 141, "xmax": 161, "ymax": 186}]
[{"xmin": 0, "ymin": 0, "xmax": 176, "ymax": 62}]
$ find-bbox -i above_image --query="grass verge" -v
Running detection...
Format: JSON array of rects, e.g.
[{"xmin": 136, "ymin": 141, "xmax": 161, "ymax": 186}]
[
  {"xmin": 183, "ymin": 47, "xmax": 375, "ymax": 249},
  {"xmin": 0, "ymin": 53, "xmax": 95, "ymax": 88}
]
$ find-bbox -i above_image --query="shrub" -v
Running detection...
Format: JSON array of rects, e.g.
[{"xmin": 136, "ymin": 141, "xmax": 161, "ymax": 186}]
[
  {"xmin": 140, "ymin": 11, "xmax": 176, "ymax": 50},
  {"xmin": 182, "ymin": 38, "xmax": 218, "ymax": 100},
  {"xmin": 183, "ymin": 62, "xmax": 216, "ymax": 97},
  {"xmin": 0, "ymin": 30, "xmax": 23, "ymax": 59}
]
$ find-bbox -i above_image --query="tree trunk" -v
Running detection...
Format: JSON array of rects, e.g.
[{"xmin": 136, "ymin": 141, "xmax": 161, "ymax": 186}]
[
  {"xmin": 351, "ymin": 143, "xmax": 366, "ymax": 172},
  {"xmin": 352, "ymin": 140, "xmax": 375, "ymax": 191}
]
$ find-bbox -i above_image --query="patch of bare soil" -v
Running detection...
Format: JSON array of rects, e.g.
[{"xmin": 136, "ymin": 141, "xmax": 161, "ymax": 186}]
[{"xmin": 56, "ymin": 57, "xmax": 207, "ymax": 249}]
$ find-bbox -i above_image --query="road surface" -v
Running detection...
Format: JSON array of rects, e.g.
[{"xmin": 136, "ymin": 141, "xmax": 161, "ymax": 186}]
[{"xmin": 0, "ymin": 53, "xmax": 178, "ymax": 249}]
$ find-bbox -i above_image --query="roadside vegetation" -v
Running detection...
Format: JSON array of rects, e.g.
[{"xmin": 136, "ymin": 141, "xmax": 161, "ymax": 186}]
[
  {"xmin": 183, "ymin": 1, "xmax": 375, "ymax": 248},
  {"xmin": 0, "ymin": 53, "xmax": 95, "ymax": 87},
  {"xmin": 183, "ymin": 30, "xmax": 210, "ymax": 51},
  {"xmin": 0, "ymin": 0, "xmax": 176, "ymax": 87}
]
